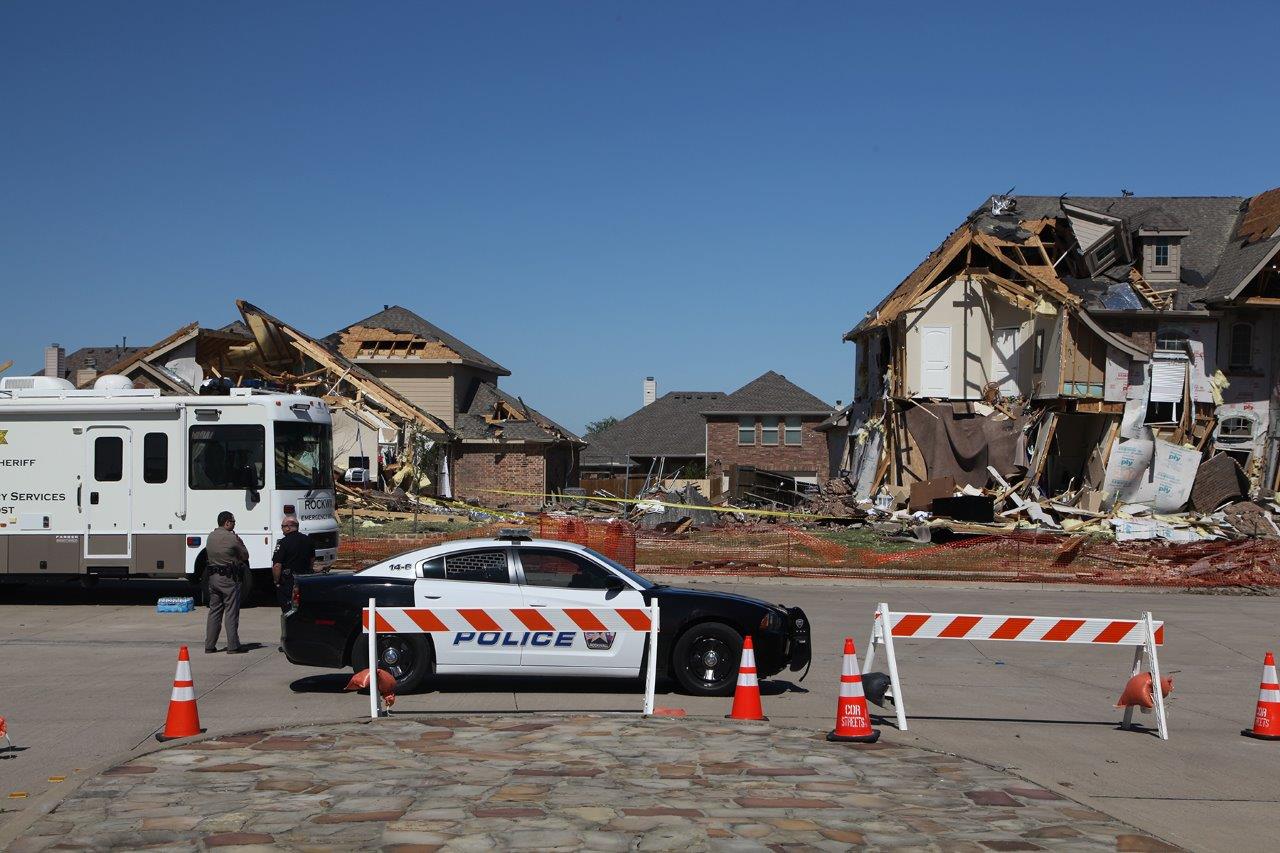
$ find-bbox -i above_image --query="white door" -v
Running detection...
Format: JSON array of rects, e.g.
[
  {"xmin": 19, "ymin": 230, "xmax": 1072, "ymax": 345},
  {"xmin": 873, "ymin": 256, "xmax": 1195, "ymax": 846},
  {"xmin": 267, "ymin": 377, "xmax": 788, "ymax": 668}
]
[
  {"xmin": 415, "ymin": 547, "xmax": 524, "ymax": 670},
  {"xmin": 992, "ymin": 327, "xmax": 1020, "ymax": 392},
  {"xmin": 84, "ymin": 426, "xmax": 132, "ymax": 558},
  {"xmin": 920, "ymin": 327, "xmax": 952, "ymax": 397},
  {"xmin": 516, "ymin": 548, "xmax": 648, "ymax": 673}
]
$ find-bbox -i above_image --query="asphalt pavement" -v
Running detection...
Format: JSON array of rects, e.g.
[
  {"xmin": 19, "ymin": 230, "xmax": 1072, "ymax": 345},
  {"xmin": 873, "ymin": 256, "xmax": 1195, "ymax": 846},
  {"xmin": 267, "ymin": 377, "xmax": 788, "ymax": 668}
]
[{"xmin": 0, "ymin": 576, "xmax": 1275, "ymax": 852}]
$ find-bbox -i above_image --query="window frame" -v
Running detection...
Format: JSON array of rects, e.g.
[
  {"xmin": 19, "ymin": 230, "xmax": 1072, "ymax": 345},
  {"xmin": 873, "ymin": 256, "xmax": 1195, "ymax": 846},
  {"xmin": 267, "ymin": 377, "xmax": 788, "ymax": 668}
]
[
  {"xmin": 94, "ymin": 436, "xmax": 124, "ymax": 483},
  {"xmin": 784, "ymin": 415, "xmax": 802, "ymax": 446},
  {"xmin": 760, "ymin": 416, "xmax": 780, "ymax": 446},
  {"xmin": 1218, "ymin": 416, "xmax": 1254, "ymax": 440},
  {"xmin": 142, "ymin": 432, "xmax": 168, "ymax": 484},
  {"xmin": 516, "ymin": 548, "xmax": 623, "ymax": 591},
  {"xmin": 1155, "ymin": 330, "xmax": 1190, "ymax": 353},
  {"xmin": 188, "ymin": 424, "xmax": 266, "ymax": 491},
  {"xmin": 441, "ymin": 549, "xmax": 512, "ymax": 584},
  {"xmin": 1229, "ymin": 322, "xmax": 1253, "ymax": 370},
  {"xmin": 737, "ymin": 416, "xmax": 755, "ymax": 446},
  {"xmin": 1153, "ymin": 238, "xmax": 1170, "ymax": 268},
  {"xmin": 1033, "ymin": 329, "xmax": 1046, "ymax": 371}
]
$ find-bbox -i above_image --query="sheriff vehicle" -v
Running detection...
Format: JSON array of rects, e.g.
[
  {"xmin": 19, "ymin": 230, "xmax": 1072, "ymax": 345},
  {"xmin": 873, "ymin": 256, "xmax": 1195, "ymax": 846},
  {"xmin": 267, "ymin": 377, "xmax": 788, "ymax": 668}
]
[
  {"xmin": 0, "ymin": 375, "xmax": 340, "ymax": 595},
  {"xmin": 282, "ymin": 531, "xmax": 811, "ymax": 696}
]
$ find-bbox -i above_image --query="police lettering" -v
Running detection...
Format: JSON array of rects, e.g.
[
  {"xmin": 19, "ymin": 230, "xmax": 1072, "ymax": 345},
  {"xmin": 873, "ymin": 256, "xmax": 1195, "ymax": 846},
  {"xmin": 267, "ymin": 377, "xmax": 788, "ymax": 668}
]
[{"xmin": 453, "ymin": 631, "xmax": 574, "ymax": 647}]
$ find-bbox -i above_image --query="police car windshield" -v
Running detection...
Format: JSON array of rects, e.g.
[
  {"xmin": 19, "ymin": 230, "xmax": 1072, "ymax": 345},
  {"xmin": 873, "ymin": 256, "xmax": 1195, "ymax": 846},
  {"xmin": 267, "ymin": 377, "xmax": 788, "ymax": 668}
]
[{"xmin": 583, "ymin": 547, "xmax": 655, "ymax": 590}]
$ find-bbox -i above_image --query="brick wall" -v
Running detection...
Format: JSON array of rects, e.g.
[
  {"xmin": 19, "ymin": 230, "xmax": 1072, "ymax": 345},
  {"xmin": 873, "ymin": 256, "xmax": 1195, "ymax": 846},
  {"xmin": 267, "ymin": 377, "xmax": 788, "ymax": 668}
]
[
  {"xmin": 706, "ymin": 416, "xmax": 830, "ymax": 478},
  {"xmin": 452, "ymin": 445, "xmax": 548, "ymax": 509}
]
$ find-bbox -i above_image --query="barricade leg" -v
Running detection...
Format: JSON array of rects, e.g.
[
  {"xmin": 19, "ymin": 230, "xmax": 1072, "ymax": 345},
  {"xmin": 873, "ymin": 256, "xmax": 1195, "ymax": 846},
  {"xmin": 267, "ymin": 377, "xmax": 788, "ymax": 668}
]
[
  {"xmin": 1145, "ymin": 612, "xmax": 1169, "ymax": 740},
  {"xmin": 643, "ymin": 601, "xmax": 659, "ymax": 716},
  {"xmin": 367, "ymin": 597, "xmax": 380, "ymax": 720},
  {"xmin": 862, "ymin": 602, "xmax": 907, "ymax": 731}
]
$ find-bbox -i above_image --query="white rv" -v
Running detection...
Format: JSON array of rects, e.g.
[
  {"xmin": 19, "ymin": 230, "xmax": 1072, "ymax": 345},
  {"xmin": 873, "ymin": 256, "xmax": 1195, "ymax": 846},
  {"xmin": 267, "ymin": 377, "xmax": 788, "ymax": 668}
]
[{"xmin": 0, "ymin": 376, "xmax": 340, "ymax": 592}]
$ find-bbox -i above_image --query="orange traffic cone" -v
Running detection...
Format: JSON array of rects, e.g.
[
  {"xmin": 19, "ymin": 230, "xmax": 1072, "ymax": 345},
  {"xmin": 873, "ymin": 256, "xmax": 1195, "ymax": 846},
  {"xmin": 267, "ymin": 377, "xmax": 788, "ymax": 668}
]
[
  {"xmin": 827, "ymin": 637, "xmax": 880, "ymax": 743},
  {"xmin": 726, "ymin": 636, "xmax": 768, "ymax": 721},
  {"xmin": 156, "ymin": 646, "xmax": 203, "ymax": 742},
  {"xmin": 1242, "ymin": 651, "xmax": 1280, "ymax": 740}
]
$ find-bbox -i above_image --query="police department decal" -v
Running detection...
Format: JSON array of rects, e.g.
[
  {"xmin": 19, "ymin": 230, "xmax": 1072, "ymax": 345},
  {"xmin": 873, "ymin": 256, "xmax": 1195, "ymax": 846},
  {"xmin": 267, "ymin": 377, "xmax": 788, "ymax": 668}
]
[{"xmin": 584, "ymin": 631, "xmax": 616, "ymax": 651}]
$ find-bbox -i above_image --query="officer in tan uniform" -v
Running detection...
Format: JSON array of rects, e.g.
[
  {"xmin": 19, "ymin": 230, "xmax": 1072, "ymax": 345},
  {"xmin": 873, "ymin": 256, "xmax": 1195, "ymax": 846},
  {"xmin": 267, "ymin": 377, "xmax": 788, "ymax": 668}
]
[{"xmin": 204, "ymin": 511, "xmax": 249, "ymax": 654}]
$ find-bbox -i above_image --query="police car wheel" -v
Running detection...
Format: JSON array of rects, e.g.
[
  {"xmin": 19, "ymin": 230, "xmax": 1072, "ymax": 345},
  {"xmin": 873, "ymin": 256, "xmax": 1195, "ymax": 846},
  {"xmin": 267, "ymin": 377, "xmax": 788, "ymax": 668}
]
[
  {"xmin": 672, "ymin": 622, "xmax": 741, "ymax": 696},
  {"xmin": 352, "ymin": 634, "xmax": 432, "ymax": 693}
]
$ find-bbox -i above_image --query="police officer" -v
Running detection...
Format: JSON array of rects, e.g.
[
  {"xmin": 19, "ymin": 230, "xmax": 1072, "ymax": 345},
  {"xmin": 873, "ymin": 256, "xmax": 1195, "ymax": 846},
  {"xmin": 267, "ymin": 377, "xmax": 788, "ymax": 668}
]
[
  {"xmin": 204, "ymin": 511, "xmax": 249, "ymax": 654},
  {"xmin": 272, "ymin": 515, "xmax": 317, "ymax": 613}
]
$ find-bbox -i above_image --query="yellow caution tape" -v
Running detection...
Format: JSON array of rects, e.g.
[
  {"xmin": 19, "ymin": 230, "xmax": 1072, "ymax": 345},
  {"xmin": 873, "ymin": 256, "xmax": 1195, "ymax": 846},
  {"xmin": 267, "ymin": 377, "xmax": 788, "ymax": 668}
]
[{"xmin": 476, "ymin": 489, "xmax": 849, "ymax": 522}]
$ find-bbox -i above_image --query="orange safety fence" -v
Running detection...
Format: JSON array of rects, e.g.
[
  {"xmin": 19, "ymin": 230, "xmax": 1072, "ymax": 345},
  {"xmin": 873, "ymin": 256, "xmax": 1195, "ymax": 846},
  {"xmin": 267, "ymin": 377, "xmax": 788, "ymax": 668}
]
[
  {"xmin": 334, "ymin": 516, "xmax": 638, "ymax": 572},
  {"xmin": 335, "ymin": 519, "xmax": 1280, "ymax": 588}
]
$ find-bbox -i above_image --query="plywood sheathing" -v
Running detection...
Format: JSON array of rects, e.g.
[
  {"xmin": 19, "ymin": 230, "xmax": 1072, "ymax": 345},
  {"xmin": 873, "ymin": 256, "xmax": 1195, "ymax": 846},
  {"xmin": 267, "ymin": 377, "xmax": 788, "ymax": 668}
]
[{"xmin": 336, "ymin": 326, "xmax": 462, "ymax": 361}]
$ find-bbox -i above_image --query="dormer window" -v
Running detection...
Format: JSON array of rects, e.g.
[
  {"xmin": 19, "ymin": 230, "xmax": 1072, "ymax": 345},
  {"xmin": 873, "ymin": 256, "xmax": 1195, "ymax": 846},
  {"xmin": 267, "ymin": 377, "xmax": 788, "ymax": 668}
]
[{"xmin": 1139, "ymin": 227, "xmax": 1188, "ymax": 282}]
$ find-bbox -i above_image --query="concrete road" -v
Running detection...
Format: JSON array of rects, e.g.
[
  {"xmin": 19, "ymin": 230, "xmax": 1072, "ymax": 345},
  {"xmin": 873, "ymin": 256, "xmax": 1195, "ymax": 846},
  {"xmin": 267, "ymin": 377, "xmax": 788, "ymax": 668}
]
[{"xmin": 0, "ymin": 576, "xmax": 1275, "ymax": 852}]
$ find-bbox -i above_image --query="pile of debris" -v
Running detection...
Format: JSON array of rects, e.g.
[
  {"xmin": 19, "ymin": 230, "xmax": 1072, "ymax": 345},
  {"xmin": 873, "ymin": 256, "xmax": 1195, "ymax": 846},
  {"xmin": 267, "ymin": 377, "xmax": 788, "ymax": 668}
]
[{"xmin": 812, "ymin": 439, "xmax": 1278, "ymax": 544}]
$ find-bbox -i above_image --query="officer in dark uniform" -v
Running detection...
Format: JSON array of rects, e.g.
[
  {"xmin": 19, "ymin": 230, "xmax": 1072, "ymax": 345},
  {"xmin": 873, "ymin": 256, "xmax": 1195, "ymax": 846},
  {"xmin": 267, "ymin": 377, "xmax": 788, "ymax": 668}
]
[{"xmin": 272, "ymin": 515, "xmax": 317, "ymax": 614}]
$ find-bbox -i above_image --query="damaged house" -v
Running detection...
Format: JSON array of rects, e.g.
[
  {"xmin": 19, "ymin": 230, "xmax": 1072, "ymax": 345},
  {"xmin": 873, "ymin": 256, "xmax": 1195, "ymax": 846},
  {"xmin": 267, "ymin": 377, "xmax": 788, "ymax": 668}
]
[
  {"xmin": 92, "ymin": 302, "xmax": 581, "ymax": 510},
  {"xmin": 843, "ymin": 188, "xmax": 1280, "ymax": 523}
]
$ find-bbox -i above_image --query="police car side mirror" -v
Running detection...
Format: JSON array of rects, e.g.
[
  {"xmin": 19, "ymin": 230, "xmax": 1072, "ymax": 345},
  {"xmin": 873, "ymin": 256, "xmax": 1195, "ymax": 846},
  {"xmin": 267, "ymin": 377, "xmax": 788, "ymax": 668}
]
[{"xmin": 603, "ymin": 578, "xmax": 625, "ymax": 599}]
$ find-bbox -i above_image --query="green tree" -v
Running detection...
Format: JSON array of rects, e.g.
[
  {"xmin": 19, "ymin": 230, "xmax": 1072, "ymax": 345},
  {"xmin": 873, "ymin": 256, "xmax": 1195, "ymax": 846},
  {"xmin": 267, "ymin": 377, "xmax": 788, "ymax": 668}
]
[{"xmin": 585, "ymin": 416, "xmax": 619, "ymax": 437}]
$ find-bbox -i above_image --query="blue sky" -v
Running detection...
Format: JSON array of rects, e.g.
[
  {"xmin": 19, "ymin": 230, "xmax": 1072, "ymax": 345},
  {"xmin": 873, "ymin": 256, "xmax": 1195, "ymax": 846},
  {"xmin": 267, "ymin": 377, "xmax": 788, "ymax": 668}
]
[{"xmin": 4, "ymin": 2, "xmax": 1279, "ymax": 432}]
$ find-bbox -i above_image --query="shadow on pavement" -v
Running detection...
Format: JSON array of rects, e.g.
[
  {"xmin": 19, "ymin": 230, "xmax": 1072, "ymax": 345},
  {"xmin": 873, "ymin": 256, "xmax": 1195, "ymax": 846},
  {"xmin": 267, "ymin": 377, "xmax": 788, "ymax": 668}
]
[{"xmin": 287, "ymin": 671, "xmax": 803, "ymax": 699}]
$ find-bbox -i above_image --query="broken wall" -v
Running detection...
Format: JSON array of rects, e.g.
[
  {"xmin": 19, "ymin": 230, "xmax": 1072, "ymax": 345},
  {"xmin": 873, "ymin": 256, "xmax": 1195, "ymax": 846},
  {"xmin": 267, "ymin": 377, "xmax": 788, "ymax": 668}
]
[{"xmin": 903, "ymin": 277, "xmax": 1034, "ymax": 399}]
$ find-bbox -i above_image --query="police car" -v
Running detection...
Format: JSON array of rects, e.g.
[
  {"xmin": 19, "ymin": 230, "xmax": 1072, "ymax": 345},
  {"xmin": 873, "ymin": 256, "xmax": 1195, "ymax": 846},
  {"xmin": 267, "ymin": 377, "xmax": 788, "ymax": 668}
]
[{"xmin": 282, "ymin": 531, "xmax": 811, "ymax": 696}]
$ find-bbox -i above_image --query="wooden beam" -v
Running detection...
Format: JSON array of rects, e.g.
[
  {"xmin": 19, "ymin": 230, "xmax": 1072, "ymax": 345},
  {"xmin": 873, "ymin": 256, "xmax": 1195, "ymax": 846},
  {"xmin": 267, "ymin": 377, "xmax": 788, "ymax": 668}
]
[
  {"xmin": 0, "ymin": 359, "xmax": 11, "ymax": 376},
  {"xmin": 1240, "ymin": 297, "xmax": 1280, "ymax": 306}
]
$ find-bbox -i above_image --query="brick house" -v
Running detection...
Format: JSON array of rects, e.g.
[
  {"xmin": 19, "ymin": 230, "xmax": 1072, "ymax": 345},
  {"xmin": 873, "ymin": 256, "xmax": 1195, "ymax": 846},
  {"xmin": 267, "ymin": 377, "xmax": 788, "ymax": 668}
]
[
  {"xmin": 582, "ymin": 371, "xmax": 836, "ymax": 490},
  {"xmin": 703, "ymin": 372, "xmax": 835, "ymax": 484},
  {"xmin": 326, "ymin": 306, "xmax": 582, "ymax": 507}
]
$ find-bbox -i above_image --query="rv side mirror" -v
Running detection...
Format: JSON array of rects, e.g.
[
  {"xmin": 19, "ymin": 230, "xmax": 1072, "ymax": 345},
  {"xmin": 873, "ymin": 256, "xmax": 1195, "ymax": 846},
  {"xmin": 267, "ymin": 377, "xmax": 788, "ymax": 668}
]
[{"xmin": 248, "ymin": 487, "xmax": 261, "ymax": 504}]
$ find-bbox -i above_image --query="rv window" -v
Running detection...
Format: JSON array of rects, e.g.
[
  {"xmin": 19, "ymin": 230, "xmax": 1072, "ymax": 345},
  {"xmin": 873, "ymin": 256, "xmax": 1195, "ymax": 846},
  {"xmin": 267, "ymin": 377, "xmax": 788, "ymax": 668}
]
[
  {"xmin": 274, "ymin": 422, "xmax": 334, "ymax": 490},
  {"xmin": 143, "ymin": 433, "xmax": 168, "ymax": 484},
  {"xmin": 94, "ymin": 436, "xmax": 123, "ymax": 482},
  {"xmin": 189, "ymin": 425, "xmax": 265, "ymax": 490}
]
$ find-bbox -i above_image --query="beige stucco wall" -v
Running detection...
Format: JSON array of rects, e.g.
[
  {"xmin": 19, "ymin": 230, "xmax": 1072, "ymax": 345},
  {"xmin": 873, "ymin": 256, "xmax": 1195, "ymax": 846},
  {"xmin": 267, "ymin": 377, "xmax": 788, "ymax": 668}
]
[
  {"xmin": 332, "ymin": 410, "xmax": 396, "ymax": 481},
  {"xmin": 903, "ymin": 277, "xmax": 1034, "ymax": 399}
]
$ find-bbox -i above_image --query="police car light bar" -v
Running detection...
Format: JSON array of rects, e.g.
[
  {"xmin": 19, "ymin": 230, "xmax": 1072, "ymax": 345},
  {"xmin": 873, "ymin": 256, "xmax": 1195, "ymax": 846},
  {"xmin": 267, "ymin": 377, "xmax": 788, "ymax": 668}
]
[{"xmin": 497, "ymin": 528, "xmax": 533, "ymax": 541}]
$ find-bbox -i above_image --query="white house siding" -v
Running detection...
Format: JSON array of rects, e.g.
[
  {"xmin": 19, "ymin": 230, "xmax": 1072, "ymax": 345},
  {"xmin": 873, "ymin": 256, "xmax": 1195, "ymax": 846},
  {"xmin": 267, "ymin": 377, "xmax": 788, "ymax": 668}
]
[
  {"xmin": 331, "ymin": 410, "xmax": 396, "ymax": 481},
  {"xmin": 904, "ymin": 277, "xmax": 1033, "ymax": 399}
]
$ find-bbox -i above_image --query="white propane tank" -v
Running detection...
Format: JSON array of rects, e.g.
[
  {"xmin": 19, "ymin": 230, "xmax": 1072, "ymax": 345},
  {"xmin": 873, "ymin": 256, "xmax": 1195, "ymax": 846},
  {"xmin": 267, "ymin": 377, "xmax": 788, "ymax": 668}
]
[{"xmin": 92, "ymin": 374, "xmax": 135, "ymax": 392}]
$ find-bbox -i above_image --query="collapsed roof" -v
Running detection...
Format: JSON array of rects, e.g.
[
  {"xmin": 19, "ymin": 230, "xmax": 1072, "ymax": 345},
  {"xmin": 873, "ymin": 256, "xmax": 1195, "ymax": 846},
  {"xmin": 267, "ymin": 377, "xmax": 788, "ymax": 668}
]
[{"xmin": 847, "ymin": 187, "xmax": 1280, "ymax": 338}]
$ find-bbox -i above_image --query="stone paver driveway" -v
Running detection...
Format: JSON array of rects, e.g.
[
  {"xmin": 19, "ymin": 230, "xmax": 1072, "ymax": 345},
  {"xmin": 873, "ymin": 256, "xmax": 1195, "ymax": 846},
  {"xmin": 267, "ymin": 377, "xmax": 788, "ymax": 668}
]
[{"xmin": 10, "ymin": 714, "xmax": 1176, "ymax": 851}]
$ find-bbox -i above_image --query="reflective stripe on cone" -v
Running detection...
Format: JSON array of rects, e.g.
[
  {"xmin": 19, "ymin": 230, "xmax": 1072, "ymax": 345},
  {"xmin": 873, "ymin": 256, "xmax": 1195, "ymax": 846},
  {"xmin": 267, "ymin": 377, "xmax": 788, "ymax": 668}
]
[
  {"xmin": 157, "ymin": 645, "xmax": 203, "ymax": 742},
  {"xmin": 1243, "ymin": 651, "xmax": 1280, "ymax": 741},
  {"xmin": 726, "ymin": 636, "xmax": 768, "ymax": 721},
  {"xmin": 827, "ymin": 637, "xmax": 880, "ymax": 743}
]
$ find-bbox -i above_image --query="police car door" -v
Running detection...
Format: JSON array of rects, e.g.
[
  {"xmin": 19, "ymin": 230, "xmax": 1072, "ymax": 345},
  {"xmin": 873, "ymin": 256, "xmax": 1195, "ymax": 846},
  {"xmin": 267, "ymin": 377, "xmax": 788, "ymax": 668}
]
[
  {"xmin": 416, "ymin": 547, "xmax": 522, "ymax": 672},
  {"xmin": 515, "ymin": 547, "xmax": 647, "ymax": 673}
]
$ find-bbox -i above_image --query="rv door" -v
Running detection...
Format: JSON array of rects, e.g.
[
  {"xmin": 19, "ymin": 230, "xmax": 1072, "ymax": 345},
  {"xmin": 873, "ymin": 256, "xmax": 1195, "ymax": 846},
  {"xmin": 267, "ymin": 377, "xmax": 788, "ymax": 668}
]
[{"xmin": 84, "ymin": 426, "xmax": 132, "ymax": 559}]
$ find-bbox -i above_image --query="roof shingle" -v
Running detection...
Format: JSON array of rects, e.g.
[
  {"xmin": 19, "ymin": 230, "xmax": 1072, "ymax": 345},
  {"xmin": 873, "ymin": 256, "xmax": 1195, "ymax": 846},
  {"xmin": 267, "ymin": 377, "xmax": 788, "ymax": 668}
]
[
  {"xmin": 701, "ymin": 371, "xmax": 833, "ymax": 416},
  {"xmin": 581, "ymin": 391, "xmax": 727, "ymax": 467}
]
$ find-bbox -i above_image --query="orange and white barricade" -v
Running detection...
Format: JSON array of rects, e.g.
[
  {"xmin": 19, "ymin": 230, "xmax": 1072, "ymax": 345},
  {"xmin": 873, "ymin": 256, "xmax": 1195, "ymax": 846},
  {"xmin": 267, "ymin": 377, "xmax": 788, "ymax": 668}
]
[
  {"xmin": 863, "ymin": 602, "xmax": 1168, "ymax": 740},
  {"xmin": 363, "ymin": 598, "xmax": 661, "ymax": 718}
]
